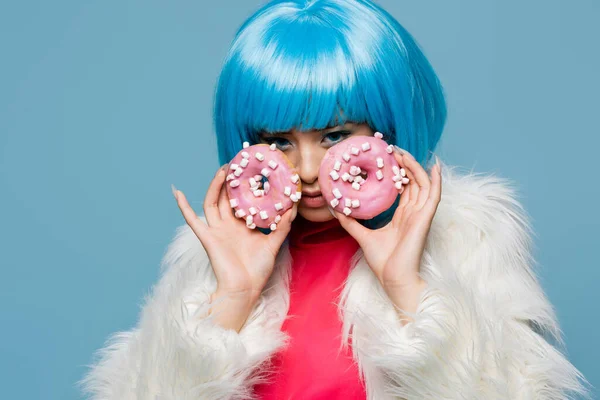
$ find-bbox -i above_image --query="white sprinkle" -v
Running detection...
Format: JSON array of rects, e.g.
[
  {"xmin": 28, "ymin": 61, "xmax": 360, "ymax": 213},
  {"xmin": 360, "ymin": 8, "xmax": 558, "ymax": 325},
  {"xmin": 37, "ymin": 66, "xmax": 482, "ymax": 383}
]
[
  {"xmin": 400, "ymin": 168, "xmax": 406, "ymax": 177},
  {"xmin": 268, "ymin": 160, "xmax": 278, "ymax": 170},
  {"xmin": 249, "ymin": 207, "xmax": 257, "ymax": 215},
  {"xmin": 275, "ymin": 215, "xmax": 282, "ymax": 223},
  {"xmin": 290, "ymin": 194, "xmax": 299, "ymax": 202},
  {"xmin": 240, "ymin": 158, "xmax": 249, "ymax": 168},
  {"xmin": 270, "ymin": 223, "xmax": 277, "ymax": 231},
  {"xmin": 255, "ymin": 152, "xmax": 265, "ymax": 161},
  {"xmin": 253, "ymin": 189, "xmax": 264, "ymax": 197},
  {"xmin": 247, "ymin": 223, "xmax": 256, "ymax": 229},
  {"xmin": 330, "ymin": 170, "xmax": 340, "ymax": 180},
  {"xmin": 230, "ymin": 163, "xmax": 239, "ymax": 170},
  {"xmin": 395, "ymin": 181, "xmax": 403, "ymax": 190},
  {"xmin": 235, "ymin": 209, "xmax": 246, "ymax": 218},
  {"xmin": 263, "ymin": 181, "xmax": 270, "ymax": 193},
  {"xmin": 296, "ymin": 191, "xmax": 302, "ymax": 199},
  {"xmin": 234, "ymin": 168, "xmax": 243, "ymax": 177},
  {"xmin": 341, "ymin": 172, "xmax": 351, "ymax": 182},
  {"xmin": 330, "ymin": 198, "xmax": 339, "ymax": 207},
  {"xmin": 333, "ymin": 161, "xmax": 342, "ymax": 171},
  {"xmin": 351, "ymin": 199, "xmax": 360, "ymax": 208},
  {"xmin": 354, "ymin": 176, "xmax": 363, "ymax": 184},
  {"xmin": 402, "ymin": 177, "xmax": 409, "ymax": 184},
  {"xmin": 333, "ymin": 188, "xmax": 342, "ymax": 199},
  {"xmin": 343, "ymin": 207, "xmax": 352, "ymax": 216},
  {"xmin": 345, "ymin": 198, "xmax": 352, "ymax": 207},
  {"xmin": 376, "ymin": 170, "xmax": 384, "ymax": 180},
  {"xmin": 230, "ymin": 180, "xmax": 240, "ymax": 187},
  {"xmin": 259, "ymin": 210, "xmax": 268, "ymax": 220},
  {"xmin": 350, "ymin": 147, "xmax": 360, "ymax": 155},
  {"xmin": 249, "ymin": 177, "xmax": 257, "ymax": 188},
  {"xmin": 243, "ymin": 141, "xmax": 249, "ymax": 148},
  {"xmin": 261, "ymin": 168, "xmax": 271, "ymax": 178},
  {"xmin": 226, "ymin": 173, "xmax": 235, "ymax": 181},
  {"xmin": 274, "ymin": 202, "xmax": 283, "ymax": 211},
  {"xmin": 374, "ymin": 131, "xmax": 384, "ymax": 139},
  {"xmin": 246, "ymin": 215, "xmax": 253, "ymax": 225},
  {"xmin": 284, "ymin": 186, "xmax": 291, "ymax": 196},
  {"xmin": 291, "ymin": 174, "xmax": 300, "ymax": 184},
  {"xmin": 270, "ymin": 143, "xmax": 277, "ymax": 151},
  {"xmin": 348, "ymin": 175, "xmax": 354, "ymax": 182},
  {"xmin": 386, "ymin": 145, "xmax": 394, "ymax": 154},
  {"xmin": 361, "ymin": 142, "xmax": 371, "ymax": 151},
  {"xmin": 241, "ymin": 151, "xmax": 250, "ymax": 159},
  {"xmin": 342, "ymin": 153, "xmax": 351, "ymax": 162},
  {"xmin": 254, "ymin": 174, "xmax": 262, "ymax": 181},
  {"xmin": 349, "ymin": 166, "xmax": 361, "ymax": 176},
  {"xmin": 229, "ymin": 199, "xmax": 239, "ymax": 208},
  {"xmin": 376, "ymin": 158, "xmax": 384, "ymax": 168},
  {"xmin": 392, "ymin": 166, "xmax": 400, "ymax": 175},
  {"xmin": 352, "ymin": 182, "xmax": 360, "ymax": 190},
  {"xmin": 393, "ymin": 175, "xmax": 401, "ymax": 182}
]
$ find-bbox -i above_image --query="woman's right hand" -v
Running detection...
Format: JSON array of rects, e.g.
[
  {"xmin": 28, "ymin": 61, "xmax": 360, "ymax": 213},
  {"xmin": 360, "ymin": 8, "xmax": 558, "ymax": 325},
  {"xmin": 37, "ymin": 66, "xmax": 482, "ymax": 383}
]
[{"xmin": 172, "ymin": 164, "xmax": 298, "ymax": 332}]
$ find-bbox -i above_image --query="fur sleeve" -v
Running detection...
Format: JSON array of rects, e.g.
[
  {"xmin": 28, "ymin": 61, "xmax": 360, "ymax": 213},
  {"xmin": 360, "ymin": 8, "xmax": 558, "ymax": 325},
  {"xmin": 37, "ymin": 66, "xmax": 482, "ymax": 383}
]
[
  {"xmin": 339, "ymin": 163, "xmax": 591, "ymax": 400},
  {"xmin": 79, "ymin": 217, "xmax": 290, "ymax": 400}
]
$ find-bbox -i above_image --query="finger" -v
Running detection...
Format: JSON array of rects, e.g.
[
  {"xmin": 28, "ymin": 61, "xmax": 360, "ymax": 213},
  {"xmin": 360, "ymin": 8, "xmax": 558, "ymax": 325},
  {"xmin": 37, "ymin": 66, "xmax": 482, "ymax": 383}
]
[
  {"xmin": 398, "ymin": 183, "xmax": 411, "ymax": 208},
  {"xmin": 405, "ymin": 154, "xmax": 431, "ymax": 206},
  {"xmin": 266, "ymin": 203, "xmax": 298, "ymax": 248},
  {"xmin": 394, "ymin": 152, "xmax": 419, "ymax": 205},
  {"xmin": 174, "ymin": 188, "xmax": 209, "ymax": 241},
  {"xmin": 217, "ymin": 180, "xmax": 235, "ymax": 221},
  {"xmin": 334, "ymin": 211, "xmax": 370, "ymax": 246},
  {"xmin": 426, "ymin": 156, "xmax": 442, "ymax": 209},
  {"xmin": 203, "ymin": 167, "xmax": 227, "ymax": 226}
]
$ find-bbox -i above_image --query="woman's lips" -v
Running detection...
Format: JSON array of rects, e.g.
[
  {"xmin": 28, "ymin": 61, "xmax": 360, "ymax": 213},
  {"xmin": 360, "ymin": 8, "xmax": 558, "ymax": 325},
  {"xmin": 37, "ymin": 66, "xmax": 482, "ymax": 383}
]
[{"xmin": 300, "ymin": 192, "xmax": 326, "ymax": 208}]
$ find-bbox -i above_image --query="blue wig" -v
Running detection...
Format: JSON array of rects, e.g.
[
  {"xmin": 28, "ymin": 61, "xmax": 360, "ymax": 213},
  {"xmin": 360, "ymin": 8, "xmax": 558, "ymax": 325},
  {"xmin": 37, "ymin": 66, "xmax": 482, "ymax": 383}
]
[{"xmin": 213, "ymin": 0, "xmax": 447, "ymax": 228}]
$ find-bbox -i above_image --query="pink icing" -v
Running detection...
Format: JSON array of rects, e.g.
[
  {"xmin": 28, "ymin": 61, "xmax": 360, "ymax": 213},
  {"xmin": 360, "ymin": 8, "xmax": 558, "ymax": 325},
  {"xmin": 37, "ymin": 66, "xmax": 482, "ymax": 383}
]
[
  {"xmin": 318, "ymin": 135, "xmax": 403, "ymax": 220},
  {"xmin": 226, "ymin": 144, "xmax": 301, "ymax": 230}
]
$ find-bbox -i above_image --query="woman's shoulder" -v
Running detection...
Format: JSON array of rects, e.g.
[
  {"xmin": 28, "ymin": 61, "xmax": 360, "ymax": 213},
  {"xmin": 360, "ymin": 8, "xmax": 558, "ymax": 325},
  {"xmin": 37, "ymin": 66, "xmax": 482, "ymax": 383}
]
[{"xmin": 432, "ymin": 160, "xmax": 532, "ymax": 249}]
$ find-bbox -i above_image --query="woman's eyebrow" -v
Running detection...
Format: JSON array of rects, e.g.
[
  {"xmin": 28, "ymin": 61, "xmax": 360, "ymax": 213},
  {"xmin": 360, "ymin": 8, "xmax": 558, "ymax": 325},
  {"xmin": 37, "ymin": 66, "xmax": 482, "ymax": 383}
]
[{"xmin": 259, "ymin": 130, "xmax": 291, "ymax": 136}]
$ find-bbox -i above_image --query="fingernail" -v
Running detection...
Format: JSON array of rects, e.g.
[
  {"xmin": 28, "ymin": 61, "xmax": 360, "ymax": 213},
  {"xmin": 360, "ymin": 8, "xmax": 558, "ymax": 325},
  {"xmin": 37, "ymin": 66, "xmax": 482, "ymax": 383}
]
[
  {"xmin": 393, "ymin": 145, "xmax": 405, "ymax": 154},
  {"xmin": 327, "ymin": 206, "xmax": 338, "ymax": 219},
  {"xmin": 394, "ymin": 145, "xmax": 414, "ymax": 159},
  {"xmin": 171, "ymin": 184, "xmax": 179, "ymax": 200},
  {"xmin": 220, "ymin": 163, "xmax": 229, "ymax": 171}
]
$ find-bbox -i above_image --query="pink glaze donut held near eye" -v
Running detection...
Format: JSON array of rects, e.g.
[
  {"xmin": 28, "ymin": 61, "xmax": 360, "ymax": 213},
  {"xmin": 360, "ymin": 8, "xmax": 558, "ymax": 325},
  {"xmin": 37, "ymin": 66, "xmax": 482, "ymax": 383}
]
[
  {"xmin": 318, "ymin": 132, "xmax": 409, "ymax": 219},
  {"xmin": 226, "ymin": 142, "xmax": 302, "ymax": 230}
]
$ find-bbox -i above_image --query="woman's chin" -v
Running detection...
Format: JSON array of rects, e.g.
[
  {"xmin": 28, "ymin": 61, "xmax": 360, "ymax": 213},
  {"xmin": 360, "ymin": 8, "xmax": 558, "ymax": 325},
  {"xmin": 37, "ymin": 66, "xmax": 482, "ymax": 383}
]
[{"xmin": 297, "ymin": 206, "xmax": 336, "ymax": 222}]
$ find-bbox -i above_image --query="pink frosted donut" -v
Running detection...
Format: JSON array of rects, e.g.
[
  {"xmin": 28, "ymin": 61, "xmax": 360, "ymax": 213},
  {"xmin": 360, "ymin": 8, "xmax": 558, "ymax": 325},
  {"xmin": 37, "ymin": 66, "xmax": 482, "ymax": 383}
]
[
  {"xmin": 318, "ymin": 133, "xmax": 409, "ymax": 219},
  {"xmin": 226, "ymin": 142, "xmax": 302, "ymax": 230}
]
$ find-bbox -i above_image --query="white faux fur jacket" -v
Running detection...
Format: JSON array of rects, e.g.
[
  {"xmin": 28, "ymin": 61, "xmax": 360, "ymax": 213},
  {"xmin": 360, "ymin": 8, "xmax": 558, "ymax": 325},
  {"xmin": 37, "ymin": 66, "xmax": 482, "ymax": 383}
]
[{"xmin": 80, "ymin": 162, "xmax": 589, "ymax": 400}]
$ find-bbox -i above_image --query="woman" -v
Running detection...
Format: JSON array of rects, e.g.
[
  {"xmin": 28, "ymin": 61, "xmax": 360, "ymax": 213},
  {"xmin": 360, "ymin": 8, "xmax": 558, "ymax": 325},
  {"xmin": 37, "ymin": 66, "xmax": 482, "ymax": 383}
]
[{"xmin": 81, "ymin": 0, "xmax": 589, "ymax": 399}]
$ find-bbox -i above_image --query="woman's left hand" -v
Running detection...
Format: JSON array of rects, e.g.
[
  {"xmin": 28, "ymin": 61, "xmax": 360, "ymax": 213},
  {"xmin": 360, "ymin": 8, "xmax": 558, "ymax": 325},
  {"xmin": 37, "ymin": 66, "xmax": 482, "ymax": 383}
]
[{"xmin": 334, "ymin": 149, "xmax": 442, "ymax": 313}]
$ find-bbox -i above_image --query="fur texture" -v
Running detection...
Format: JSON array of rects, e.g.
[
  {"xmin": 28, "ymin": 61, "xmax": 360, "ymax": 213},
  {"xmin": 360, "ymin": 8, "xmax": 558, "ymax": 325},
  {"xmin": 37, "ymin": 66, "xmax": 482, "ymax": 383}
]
[{"xmin": 80, "ymin": 161, "xmax": 590, "ymax": 399}]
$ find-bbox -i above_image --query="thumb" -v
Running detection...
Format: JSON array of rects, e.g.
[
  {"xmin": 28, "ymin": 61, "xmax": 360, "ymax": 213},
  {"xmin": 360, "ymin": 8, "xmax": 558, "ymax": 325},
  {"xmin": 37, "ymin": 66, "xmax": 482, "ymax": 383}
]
[
  {"xmin": 266, "ymin": 203, "xmax": 298, "ymax": 247},
  {"xmin": 335, "ymin": 210, "xmax": 369, "ymax": 246}
]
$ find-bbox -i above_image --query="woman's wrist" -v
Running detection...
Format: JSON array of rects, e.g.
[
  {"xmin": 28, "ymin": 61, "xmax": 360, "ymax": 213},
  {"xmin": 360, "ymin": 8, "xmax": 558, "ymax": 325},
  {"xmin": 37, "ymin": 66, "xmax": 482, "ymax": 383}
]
[
  {"xmin": 209, "ymin": 289, "xmax": 259, "ymax": 333},
  {"xmin": 383, "ymin": 277, "xmax": 427, "ymax": 325}
]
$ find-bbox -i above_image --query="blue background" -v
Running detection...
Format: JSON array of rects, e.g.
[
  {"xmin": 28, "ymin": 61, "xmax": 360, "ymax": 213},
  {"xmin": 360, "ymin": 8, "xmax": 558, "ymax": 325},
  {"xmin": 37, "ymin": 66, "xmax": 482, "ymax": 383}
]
[{"xmin": 1, "ymin": 1, "xmax": 598, "ymax": 398}]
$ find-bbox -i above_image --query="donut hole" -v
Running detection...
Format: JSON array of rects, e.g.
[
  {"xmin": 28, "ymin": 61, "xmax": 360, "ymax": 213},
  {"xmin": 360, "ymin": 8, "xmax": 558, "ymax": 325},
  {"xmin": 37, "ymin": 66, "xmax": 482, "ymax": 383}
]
[
  {"xmin": 359, "ymin": 171, "xmax": 368, "ymax": 181},
  {"xmin": 248, "ymin": 175, "xmax": 271, "ymax": 194}
]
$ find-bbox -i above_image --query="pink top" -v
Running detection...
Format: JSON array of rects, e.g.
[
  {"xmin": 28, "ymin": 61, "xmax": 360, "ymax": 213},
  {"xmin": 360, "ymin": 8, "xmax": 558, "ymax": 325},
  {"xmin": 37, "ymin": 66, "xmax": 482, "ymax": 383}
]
[{"xmin": 253, "ymin": 215, "xmax": 367, "ymax": 399}]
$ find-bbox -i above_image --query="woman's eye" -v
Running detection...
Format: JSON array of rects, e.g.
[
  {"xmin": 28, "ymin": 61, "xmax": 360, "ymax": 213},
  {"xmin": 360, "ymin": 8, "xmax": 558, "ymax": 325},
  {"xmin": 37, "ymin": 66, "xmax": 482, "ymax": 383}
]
[
  {"xmin": 263, "ymin": 137, "xmax": 291, "ymax": 150},
  {"xmin": 323, "ymin": 130, "xmax": 352, "ymax": 145}
]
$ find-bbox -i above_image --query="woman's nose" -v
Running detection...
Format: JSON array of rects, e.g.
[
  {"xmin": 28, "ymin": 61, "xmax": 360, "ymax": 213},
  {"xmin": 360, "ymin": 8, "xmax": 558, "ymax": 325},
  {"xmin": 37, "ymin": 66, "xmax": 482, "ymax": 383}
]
[{"xmin": 297, "ymin": 148, "xmax": 322, "ymax": 185}]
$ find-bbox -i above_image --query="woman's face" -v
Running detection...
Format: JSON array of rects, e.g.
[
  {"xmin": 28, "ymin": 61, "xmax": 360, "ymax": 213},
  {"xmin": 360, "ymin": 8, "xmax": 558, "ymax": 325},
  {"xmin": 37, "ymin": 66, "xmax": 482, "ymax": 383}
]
[{"xmin": 258, "ymin": 123, "xmax": 374, "ymax": 222}]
